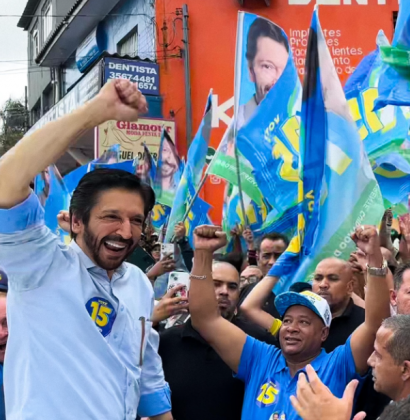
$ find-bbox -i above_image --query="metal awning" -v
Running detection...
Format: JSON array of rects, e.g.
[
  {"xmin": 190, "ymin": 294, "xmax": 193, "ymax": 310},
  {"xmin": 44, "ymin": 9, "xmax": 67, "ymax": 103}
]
[
  {"xmin": 35, "ymin": 0, "xmax": 122, "ymax": 67},
  {"xmin": 18, "ymin": 0, "xmax": 42, "ymax": 30}
]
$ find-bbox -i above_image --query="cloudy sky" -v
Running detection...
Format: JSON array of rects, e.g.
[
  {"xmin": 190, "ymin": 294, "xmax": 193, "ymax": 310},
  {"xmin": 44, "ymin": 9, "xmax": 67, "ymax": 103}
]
[{"xmin": 0, "ymin": 0, "xmax": 28, "ymax": 107}]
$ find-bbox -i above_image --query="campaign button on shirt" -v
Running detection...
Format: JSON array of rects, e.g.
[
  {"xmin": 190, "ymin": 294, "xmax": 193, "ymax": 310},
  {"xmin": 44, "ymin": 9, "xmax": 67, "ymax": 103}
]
[{"xmin": 86, "ymin": 297, "xmax": 116, "ymax": 337}]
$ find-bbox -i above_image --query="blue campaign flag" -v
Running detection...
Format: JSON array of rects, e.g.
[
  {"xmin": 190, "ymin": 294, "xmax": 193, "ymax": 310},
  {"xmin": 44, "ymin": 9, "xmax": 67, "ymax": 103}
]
[
  {"xmin": 270, "ymin": 7, "xmax": 385, "ymax": 293},
  {"xmin": 154, "ymin": 128, "xmax": 183, "ymax": 208},
  {"xmin": 165, "ymin": 91, "xmax": 213, "ymax": 243},
  {"xmin": 236, "ymin": 12, "xmax": 301, "ymax": 215},
  {"xmin": 374, "ymin": 1, "xmax": 410, "ymax": 110},
  {"xmin": 345, "ymin": 33, "xmax": 410, "ymax": 207},
  {"xmin": 136, "ymin": 143, "xmax": 157, "ymax": 186},
  {"xmin": 34, "ymin": 165, "xmax": 71, "ymax": 244}
]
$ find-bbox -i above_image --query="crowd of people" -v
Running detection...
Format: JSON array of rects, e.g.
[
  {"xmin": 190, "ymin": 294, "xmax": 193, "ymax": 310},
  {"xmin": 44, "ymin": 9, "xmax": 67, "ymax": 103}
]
[{"xmin": 1, "ymin": 78, "xmax": 410, "ymax": 420}]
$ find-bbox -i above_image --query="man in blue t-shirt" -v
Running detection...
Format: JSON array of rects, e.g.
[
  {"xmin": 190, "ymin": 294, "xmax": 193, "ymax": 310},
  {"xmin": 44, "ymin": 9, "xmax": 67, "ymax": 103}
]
[{"xmin": 189, "ymin": 224, "xmax": 391, "ymax": 420}]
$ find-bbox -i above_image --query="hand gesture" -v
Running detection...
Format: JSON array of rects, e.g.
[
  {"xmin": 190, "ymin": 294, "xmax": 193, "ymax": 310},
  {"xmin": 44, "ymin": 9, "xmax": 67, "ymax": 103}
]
[
  {"xmin": 243, "ymin": 228, "xmax": 255, "ymax": 250},
  {"xmin": 290, "ymin": 365, "xmax": 366, "ymax": 420},
  {"xmin": 147, "ymin": 255, "xmax": 176, "ymax": 280},
  {"xmin": 349, "ymin": 249, "xmax": 367, "ymax": 273},
  {"xmin": 380, "ymin": 209, "xmax": 394, "ymax": 251},
  {"xmin": 174, "ymin": 222, "xmax": 187, "ymax": 240},
  {"xmin": 351, "ymin": 225, "xmax": 380, "ymax": 257},
  {"xmin": 151, "ymin": 284, "xmax": 189, "ymax": 326},
  {"xmin": 194, "ymin": 225, "xmax": 227, "ymax": 253},
  {"xmin": 57, "ymin": 210, "xmax": 70, "ymax": 233},
  {"xmin": 95, "ymin": 79, "xmax": 148, "ymax": 123}
]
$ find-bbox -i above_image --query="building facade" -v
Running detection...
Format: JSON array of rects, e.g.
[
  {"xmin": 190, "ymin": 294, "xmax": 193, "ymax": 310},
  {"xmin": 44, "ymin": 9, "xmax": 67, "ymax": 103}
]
[{"xmin": 19, "ymin": 0, "xmax": 169, "ymax": 175}]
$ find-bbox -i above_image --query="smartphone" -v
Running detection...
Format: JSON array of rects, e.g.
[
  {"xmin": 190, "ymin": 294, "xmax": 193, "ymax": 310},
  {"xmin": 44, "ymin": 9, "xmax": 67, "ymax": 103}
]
[
  {"xmin": 161, "ymin": 243, "xmax": 175, "ymax": 260},
  {"xmin": 167, "ymin": 271, "xmax": 190, "ymax": 298}
]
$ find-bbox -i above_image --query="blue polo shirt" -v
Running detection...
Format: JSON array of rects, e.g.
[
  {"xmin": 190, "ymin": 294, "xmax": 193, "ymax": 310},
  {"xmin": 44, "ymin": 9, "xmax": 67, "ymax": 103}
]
[
  {"xmin": 236, "ymin": 335, "xmax": 365, "ymax": 420},
  {"xmin": 0, "ymin": 193, "xmax": 171, "ymax": 420}
]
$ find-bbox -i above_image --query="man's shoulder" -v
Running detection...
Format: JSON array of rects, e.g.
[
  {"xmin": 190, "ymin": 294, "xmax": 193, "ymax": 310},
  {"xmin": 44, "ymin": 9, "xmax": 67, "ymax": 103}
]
[{"xmin": 158, "ymin": 324, "xmax": 185, "ymax": 350}]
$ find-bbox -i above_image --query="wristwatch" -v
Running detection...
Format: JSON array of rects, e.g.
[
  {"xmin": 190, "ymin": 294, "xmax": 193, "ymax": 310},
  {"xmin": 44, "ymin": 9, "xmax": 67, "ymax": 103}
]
[{"xmin": 366, "ymin": 260, "xmax": 388, "ymax": 277}]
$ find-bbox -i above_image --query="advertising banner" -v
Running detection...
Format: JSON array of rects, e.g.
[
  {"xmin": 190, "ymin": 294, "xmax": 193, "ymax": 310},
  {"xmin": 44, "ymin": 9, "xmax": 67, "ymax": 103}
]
[
  {"xmin": 104, "ymin": 57, "xmax": 160, "ymax": 96},
  {"xmin": 96, "ymin": 118, "xmax": 176, "ymax": 162}
]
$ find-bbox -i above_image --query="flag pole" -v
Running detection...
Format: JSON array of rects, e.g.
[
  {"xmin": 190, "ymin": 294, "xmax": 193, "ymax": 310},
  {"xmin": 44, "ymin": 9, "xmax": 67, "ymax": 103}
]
[
  {"xmin": 233, "ymin": 127, "xmax": 248, "ymax": 228},
  {"xmin": 232, "ymin": 11, "xmax": 248, "ymax": 228}
]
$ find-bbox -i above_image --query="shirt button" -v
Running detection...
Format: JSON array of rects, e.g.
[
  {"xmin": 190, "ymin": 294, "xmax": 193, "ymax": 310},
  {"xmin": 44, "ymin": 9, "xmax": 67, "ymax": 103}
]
[
  {"xmin": 114, "ymin": 334, "xmax": 118, "ymax": 339},
  {"xmin": 128, "ymin": 381, "xmax": 132, "ymax": 387},
  {"xmin": 121, "ymin": 306, "xmax": 124, "ymax": 311}
]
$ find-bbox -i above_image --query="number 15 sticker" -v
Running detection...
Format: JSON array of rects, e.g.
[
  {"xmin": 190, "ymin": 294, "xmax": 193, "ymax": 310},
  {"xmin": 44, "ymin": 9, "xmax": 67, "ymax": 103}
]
[{"xmin": 86, "ymin": 297, "xmax": 116, "ymax": 337}]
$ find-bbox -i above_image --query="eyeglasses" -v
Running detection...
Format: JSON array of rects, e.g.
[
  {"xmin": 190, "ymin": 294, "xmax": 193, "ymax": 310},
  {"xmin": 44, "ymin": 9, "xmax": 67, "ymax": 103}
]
[{"xmin": 240, "ymin": 275, "xmax": 262, "ymax": 285}]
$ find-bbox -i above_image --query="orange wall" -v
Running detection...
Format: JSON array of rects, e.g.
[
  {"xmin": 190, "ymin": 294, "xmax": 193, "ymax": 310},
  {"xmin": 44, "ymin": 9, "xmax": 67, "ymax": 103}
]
[{"xmin": 156, "ymin": 0, "xmax": 399, "ymax": 224}]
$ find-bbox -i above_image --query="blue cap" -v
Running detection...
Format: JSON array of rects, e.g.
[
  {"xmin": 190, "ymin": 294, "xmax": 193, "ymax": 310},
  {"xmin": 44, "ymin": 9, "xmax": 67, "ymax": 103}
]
[
  {"xmin": 0, "ymin": 267, "xmax": 8, "ymax": 292},
  {"xmin": 275, "ymin": 291, "xmax": 332, "ymax": 327}
]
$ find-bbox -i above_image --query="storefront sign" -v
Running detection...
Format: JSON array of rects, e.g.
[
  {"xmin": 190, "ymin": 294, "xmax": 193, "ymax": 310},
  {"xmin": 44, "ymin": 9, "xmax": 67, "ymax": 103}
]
[
  {"xmin": 76, "ymin": 26, "xmax": 106, "ymax": 73},
  {"xmin": 27, "ymin": 63, "xmax": 102, "ymax": 135},
  {"xmin": 96, "ymin": 117, "xmax": 176, "ymax": 161},
  {"xmin": 104, "ymin": 57, "xmax": 159, "ymax": 95}
]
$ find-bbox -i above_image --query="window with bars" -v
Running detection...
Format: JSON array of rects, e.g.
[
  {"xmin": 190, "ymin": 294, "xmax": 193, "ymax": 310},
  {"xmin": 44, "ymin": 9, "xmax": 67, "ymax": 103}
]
[
  {"xmin": 117, "ymin": 26, "xmax": 138, "ymax": 57},
  {"xmin": 31, "ymin": 26, "xmax": 39, "ymax": 61},
  {"xmin": 43, "ymin": 1, "xmax": 53, "ymax": 42}
]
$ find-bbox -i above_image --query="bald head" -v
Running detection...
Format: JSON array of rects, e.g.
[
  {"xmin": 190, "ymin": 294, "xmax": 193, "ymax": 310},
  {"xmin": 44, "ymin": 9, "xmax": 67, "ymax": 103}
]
[
  {"xmin": 240, "ymin": 265, "xmax": 263, "ymax": 288},
  {"xmin": 212, "ymin": 262, "xmax": 240, "ymax": 320},
  {"xmin": 313, "ymin": 258, "xmax": 354, "ymax": 316}
]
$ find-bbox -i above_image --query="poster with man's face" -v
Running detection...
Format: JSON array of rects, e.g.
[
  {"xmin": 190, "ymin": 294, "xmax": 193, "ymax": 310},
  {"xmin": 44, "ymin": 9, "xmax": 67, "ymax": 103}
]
[{"xmin": 236, "ymin": 14, "xmax": 291, "ymax": 130}]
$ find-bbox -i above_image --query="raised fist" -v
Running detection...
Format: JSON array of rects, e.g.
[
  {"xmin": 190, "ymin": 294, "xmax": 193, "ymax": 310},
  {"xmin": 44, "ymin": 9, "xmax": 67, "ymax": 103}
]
[
  {"xmin": 57, "ymin": 210, "xmax": 70, "ymax": 233},
  {"xmin": 194, "ymin": 225, "xmax": 227, "ymax": 253},
  {"xmin": 351, "ymin": 225, "xmax": 380, "ymax": 257},
  {"xmin": 94, "ymin": 79, "xmax": 148, "ymax": 123}
]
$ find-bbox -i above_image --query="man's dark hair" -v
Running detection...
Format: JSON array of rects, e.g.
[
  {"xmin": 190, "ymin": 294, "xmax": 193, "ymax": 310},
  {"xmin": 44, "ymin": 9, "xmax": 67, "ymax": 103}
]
[
  {"xmin": 246, "ymin": 18, "xmax": 289, "ymax": 65},
  {"xmin": 393, "ymin": 262, "xmax": 410, "ymax": 291},
  {"xmin": 258, "ymin": 233, "xmax": 289, "ymax": 250},
  {"xmin": 69, "ymin": 169, "xmax": 155, "ymax": 239},
  {"xmin": 214, "ymin": 252, "xmax": 243, "ymax": 274},
  {"xmin": 289, "ymin": 282, "xmax": 312, "ymax": 293},
  {"xmin": 382, "ymin": 315, "xmax": 410, "ymax": 365},
  {"xmin": 379, "ymin": 395, "xmax": 410, "ymax": 420}
]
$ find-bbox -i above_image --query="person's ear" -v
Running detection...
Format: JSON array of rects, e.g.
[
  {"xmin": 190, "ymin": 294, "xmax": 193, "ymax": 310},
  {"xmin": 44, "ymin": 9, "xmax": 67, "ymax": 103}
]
[
  {"xmin": 402, "ymin": 361, "xmax": 410, "ymax": 381},
  {"xmin": 390, "ymin": 289, "xmax": 398, "ymax": 307},
  {"xmin": 248, "ymin": 65, "xmax": 256, "ymax": 83},
  {"xmin": 347, "ymin": 278, "xmax": 354, "ymax": 295},
  {"xmin": 321, "ymin": 326, "xmax": 329, "ymax": 343},
  {"xmin": 71, "ymin": 214, "xmax": 83, "ymax": 236}
]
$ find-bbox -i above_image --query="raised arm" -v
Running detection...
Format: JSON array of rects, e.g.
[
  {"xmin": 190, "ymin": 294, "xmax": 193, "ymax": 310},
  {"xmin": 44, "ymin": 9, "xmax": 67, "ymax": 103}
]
[
  {"xmin": 189, "ymin": 225, "xmax": 247, "ymax": 373},
  {"xmin": 350, "ymin": 225, "xmax": 391, "ymax": 375},
  {"xmin": 0, "ymin": 79, "xmax": 147, "ymax": 209},
  {"xmin": 240, "ymin": 275, "xmax": 279, "ymax": 331}
]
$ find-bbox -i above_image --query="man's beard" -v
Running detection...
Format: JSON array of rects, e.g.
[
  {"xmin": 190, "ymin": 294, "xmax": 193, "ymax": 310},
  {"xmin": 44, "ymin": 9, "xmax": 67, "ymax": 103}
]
[{"xmin": 83, "ymin": 225, "xmax": 136, "ymax": 271}]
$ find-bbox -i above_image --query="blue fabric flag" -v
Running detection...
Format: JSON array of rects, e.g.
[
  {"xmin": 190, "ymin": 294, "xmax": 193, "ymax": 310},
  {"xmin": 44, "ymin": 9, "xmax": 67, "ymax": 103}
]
[
  {"xmin": 269, "ymin": 7, "xmax": 385, "ymax": 293},
  {"xmin": 236, "ymin": 12, "xmax": 301, "ymax": 216},
  {"xmin": 165, "ymin": 91, "xmax": 213, "ymax": 244},
  {"xmin": 374, "ymin": 0, "xmax": 410, "ymax": 110},
  {"xmin": 345, "ymin": 32, "xmax": 410, "ymax": 207},
  {"xmin": 154, "ymin": 128, "xmax": 183, "ymax": 208},
  {"xmin": 34, "ymin": 165, "xmax": 71, "ymax": 244}
]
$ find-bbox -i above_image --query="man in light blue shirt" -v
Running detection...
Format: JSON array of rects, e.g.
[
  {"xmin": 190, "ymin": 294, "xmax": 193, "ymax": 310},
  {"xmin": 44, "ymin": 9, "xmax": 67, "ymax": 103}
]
[
  {"xmin": 0, "ymin": 79, "xmax": 172, "ymax": 420},
  {"xmin": 188, "ymin": 224, "xmax": 391, "ymax": 420}
]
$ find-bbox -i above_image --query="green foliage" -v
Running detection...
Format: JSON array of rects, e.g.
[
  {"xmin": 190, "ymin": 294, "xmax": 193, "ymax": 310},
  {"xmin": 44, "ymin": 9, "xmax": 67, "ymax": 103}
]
[{"xmin": 0, "ymin": 99, "xmax": 27, "ymax": 157}]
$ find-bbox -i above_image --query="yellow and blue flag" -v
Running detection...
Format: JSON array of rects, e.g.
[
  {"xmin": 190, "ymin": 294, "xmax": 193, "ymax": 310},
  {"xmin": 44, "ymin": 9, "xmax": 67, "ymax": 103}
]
[
  {"xmin": 345, "ymin": 32, "xmax": 410, "ymax": 209},
  {"xmin": 270, "ymin": 8, "xmax": 385, "ymax": 293},
  {"xmin": 165, "ymin": 91, "xmax": 213, "ymax": 244},
  {"xmin": 374, "ymin": 0, "xmax": 410, "ymax": 110}
]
